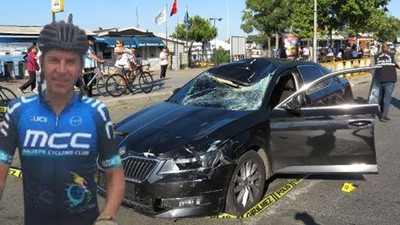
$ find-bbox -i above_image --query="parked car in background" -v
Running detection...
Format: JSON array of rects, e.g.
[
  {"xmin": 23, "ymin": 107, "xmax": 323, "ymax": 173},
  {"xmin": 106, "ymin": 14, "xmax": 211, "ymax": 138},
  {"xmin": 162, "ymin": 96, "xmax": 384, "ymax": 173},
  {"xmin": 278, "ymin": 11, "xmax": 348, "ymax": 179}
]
[{"xmin": 97, "ymin": 58, "xmax": 381, "ymax": 218}]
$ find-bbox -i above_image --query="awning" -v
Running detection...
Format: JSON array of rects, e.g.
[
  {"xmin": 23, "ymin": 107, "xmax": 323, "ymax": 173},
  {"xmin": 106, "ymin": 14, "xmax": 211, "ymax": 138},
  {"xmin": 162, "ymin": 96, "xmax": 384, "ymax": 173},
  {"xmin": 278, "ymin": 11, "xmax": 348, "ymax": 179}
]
[
  {"xmin": 0, "ymin": 35, "xmax": 39, "ymax": 43},
  {"xmin": 95, "ymin": 36, "xmax": 137, "ymax": 49},
  {"xmin": 133, "ymin": 37, "xmax": 164, "ymax": 48}
]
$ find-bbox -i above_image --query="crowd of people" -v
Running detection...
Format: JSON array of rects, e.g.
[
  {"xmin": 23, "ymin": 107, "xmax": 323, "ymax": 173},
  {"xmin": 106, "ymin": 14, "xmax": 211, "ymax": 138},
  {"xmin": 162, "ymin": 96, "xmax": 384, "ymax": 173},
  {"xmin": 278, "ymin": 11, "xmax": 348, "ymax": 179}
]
[{"xmin": 274, "ymin": 42, "xmax": 382, "ymax": 62}]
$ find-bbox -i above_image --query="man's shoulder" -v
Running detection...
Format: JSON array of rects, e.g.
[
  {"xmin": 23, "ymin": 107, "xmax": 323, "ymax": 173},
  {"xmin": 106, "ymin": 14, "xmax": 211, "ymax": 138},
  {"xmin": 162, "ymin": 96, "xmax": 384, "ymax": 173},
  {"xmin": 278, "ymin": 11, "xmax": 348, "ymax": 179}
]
[
  {"xmin": 7, "ymin": 95, "xmax": 39, "ymax": 117},
  {"xmin": 79, "ymin": 97, "xmax": 110, "ymax": 122}
]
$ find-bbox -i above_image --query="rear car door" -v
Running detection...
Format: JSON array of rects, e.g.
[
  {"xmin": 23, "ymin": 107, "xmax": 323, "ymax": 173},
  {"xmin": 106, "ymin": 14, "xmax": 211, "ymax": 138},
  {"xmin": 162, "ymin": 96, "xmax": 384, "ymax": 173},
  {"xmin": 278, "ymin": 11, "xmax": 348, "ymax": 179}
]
[{"xmin": 269, "ymin": 67, "xmax": 380, "ymax": 174}]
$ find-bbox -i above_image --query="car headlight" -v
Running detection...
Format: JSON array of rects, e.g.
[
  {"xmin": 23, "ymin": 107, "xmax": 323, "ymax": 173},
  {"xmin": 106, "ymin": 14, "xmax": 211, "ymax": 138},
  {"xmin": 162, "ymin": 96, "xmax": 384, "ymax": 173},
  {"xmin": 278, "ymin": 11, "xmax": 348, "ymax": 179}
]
[{"xmin": 158, "ymin": 150, "xmax": 221, "ymax": 175}]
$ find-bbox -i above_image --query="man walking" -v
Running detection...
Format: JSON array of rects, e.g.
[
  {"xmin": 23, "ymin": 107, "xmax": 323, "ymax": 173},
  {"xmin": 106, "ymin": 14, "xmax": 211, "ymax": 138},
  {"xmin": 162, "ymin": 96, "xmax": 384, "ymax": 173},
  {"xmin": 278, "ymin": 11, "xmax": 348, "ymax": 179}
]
[
  {"xmin": 0, "ymin": 16, "xmax": 125, "ymax": 225},
  {"xmin": 374, "ymin": 43, "xmax": 400, "ymax": 122}
]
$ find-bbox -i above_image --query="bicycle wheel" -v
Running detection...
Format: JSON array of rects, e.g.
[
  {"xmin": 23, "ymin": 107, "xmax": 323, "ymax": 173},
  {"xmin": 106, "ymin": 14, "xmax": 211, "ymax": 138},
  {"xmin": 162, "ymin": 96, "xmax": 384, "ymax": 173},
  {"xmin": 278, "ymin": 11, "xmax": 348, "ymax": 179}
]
[
  {"xmin": 138, "ymin": 72, "xmax": 154, "ymax": 93},
  {"xmin": 105, "ymin": 74, "xmax": 127, "ymax": 97},
  {"xmin": 95, "ymin": 74, "xmax": 107, "ymax": 96},
  {"xmin": 0, "ymin": 86, "xmax": 17, "ymax": 120}
]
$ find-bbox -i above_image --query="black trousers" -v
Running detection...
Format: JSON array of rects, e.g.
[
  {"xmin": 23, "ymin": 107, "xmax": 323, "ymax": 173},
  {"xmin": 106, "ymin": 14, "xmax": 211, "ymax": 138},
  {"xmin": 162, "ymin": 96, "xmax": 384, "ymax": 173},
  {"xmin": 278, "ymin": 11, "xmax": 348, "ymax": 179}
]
[
  {"xmin": 20, "ymin": 71, "xmax": 36, "ymax": 91},
  {"xmin": 83, "ymin": 67, "xmax": 95, "ymax": 97},
  {"xmin": 160, "ymin": 64, "xmax": 167, "ymax": 79}
]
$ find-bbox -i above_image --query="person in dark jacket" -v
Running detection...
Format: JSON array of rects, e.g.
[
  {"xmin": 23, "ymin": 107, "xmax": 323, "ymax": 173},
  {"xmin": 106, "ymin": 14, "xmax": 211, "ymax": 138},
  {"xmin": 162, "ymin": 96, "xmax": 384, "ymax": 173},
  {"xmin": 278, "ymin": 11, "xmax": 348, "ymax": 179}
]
[{"xmin": 374, "ymin": 43, "xmax": 400, "ymax": 121}]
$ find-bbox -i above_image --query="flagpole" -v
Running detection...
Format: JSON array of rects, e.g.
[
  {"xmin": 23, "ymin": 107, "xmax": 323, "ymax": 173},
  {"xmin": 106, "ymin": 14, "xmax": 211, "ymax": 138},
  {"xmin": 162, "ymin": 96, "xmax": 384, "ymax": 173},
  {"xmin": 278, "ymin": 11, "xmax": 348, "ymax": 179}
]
[
  {"xmin": 165, "ymin": 3, "xmax": 168, "ymax": 49},
  {"xmin": 135, "ymin": 0, "xmax": 139, "ymax": 27}
]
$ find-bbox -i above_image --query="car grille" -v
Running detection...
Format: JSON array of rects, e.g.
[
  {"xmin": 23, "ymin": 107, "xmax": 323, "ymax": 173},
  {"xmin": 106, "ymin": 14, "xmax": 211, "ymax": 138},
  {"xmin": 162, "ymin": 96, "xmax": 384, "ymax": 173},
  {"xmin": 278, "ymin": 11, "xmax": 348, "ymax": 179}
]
[{"xmin": 122, "ymin": 156, "xmax": 160, "ymax": 183}]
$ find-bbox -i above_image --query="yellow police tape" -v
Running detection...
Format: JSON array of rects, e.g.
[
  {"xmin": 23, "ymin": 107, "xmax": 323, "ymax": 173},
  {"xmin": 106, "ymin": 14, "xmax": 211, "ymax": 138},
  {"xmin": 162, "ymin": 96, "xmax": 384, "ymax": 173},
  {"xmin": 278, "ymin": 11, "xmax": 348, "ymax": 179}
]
[
  {"xmin": 9, "ymin": 166, "xmax": 303, "ymax": 219},
  {"xmin": 0, "ymin": 106, "xmax": 7, "ymax": 113},
  {"xmin": 8, "ymin": 167, "xmax": 22, "ymax": 178},
  {"xmin": 209, "ymin": 177, "xmax": 304, "ymax": 219}
]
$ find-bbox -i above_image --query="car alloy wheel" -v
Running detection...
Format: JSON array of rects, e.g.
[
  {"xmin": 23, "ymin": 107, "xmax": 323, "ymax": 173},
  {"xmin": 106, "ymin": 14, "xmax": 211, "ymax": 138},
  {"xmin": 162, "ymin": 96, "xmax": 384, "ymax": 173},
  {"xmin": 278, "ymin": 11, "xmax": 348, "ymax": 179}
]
[{"xmin": 225, "ymin": 150, "xmax": 266, "ymax": 216}]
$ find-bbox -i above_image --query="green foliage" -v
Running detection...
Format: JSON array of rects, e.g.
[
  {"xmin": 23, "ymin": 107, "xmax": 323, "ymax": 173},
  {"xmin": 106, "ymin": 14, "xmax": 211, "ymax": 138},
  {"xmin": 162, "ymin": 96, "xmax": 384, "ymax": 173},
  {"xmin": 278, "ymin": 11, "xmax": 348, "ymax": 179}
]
[
  {"xmin": 241, "ymin": 0, "xmax": 291, "ymax": 36},
  {"xmin": 211, "ymin": 48, "xmax": 230, "ymax": 66},
  {"xmin": 172, "ymin": 15, "xmax": 217, "ymax": 44},
  {"xmin": 172, "ymin": 15, "xmax": 217, "ymax": 67},
  {"xmin": 246, "ymin": 34, "xmax": 268, "ymax": 45},
  {"xmin": 368, "ymin": 11, "xmax": 400, "ymax": 42},
  {"xmin": 242, "ymin": 0, "xmax": 392, "ymax": 40}
]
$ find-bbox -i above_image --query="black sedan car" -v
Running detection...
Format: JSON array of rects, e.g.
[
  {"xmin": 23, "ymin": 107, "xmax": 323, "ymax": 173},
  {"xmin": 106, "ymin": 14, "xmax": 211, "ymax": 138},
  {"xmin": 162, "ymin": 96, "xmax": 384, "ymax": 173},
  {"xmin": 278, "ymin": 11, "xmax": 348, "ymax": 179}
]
[{"xmin": 97, "ymin": 58, "xmax": 381, "ymax": 218}]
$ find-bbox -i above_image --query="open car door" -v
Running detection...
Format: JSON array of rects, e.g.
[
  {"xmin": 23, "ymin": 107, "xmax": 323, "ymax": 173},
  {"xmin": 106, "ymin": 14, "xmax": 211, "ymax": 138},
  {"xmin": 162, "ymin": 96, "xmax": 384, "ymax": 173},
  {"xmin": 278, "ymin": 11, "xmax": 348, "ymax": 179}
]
[{"xmin": 269, "ymin": 66, "xmax": 381, "ymax": 174}]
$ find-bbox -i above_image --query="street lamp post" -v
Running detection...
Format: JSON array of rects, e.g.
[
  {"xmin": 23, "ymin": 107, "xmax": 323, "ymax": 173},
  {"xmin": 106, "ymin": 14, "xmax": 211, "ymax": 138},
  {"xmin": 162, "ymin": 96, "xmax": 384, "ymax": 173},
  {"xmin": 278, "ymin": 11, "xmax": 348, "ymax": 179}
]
[
  {"xmin": 313, "ymin": 0, "xmax": 318, "ymax": 63},
  {"xmin": 209, "ymin": 17, "xmax": 222, "ymax": 66}
]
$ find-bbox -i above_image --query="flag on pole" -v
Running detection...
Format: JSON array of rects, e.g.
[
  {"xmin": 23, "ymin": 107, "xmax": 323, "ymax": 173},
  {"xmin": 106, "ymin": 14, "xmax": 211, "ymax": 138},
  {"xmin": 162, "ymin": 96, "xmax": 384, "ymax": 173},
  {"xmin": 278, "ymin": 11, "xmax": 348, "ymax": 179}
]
[
  {"xmin": 170, "ymin": 0, "xmax": 177, "ymax": 16},
  {"xmin": 184, "ymin": 10, "xmax": 191, "ymax": 30},
  {"xmin": 154, "ymin": 7, "xmax": 167, "ymax": 25}
]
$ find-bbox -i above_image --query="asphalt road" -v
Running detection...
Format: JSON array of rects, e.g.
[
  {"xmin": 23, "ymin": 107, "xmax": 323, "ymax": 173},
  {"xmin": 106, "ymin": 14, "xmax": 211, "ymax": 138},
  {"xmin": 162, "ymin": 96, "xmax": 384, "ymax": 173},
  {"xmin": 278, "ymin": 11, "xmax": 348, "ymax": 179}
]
[{"xmin": 1, "ymin": 68, "xmax": 400, "ymax": 225}]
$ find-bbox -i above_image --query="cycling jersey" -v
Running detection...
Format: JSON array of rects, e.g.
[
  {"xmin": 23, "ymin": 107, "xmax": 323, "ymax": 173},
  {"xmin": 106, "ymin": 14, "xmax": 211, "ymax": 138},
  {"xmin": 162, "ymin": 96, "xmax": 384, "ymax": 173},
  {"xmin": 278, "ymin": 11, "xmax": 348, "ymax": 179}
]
[{"xmin": 0, "ymin": 94, "xmax": 122, "ymax": 225}]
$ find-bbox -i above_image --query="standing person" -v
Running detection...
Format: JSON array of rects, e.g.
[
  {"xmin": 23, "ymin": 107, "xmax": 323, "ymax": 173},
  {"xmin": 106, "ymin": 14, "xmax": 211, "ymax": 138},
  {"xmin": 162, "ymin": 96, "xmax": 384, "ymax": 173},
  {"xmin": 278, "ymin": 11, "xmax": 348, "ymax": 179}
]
[
  {"xmin": 302, "ymin": 45, "xmax": 310, "ymax": 61},
  {"xmin": 114, "ymin": 39, "xmax": 131, "ymax": 73},
  {"xmin": 374, "ymin": 43, "xmax": 400, "ymax": 121},
  {"xmin": 129, "ymin": 48, "xmax": 140, "ymax": 76},
  {"xmin": 0, "ymin": 17, "xmax": 125, "ymax": 225},
  {"xmin": 83, "ymin": 36, "xmax": 105, "ymax": 97},
  {"xmin": 18, "ymin": 45, "xmax": 39, "ymax": 94},
  {"xmin": 159, "ymin": 47, "xmax": 168, "ymax": 79}
]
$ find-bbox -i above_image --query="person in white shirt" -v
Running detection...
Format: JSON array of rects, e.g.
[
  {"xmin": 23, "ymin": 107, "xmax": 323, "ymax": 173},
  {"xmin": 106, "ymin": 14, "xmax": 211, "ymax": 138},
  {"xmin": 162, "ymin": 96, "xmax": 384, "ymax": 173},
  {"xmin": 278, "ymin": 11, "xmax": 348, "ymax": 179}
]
[
  {"xmin": 114, "ymin": 40, "xmax": 131, "ymax": 73},
  {"xmin": 159, "ymin": 47, "xmax": 168, "ymax": 79}
]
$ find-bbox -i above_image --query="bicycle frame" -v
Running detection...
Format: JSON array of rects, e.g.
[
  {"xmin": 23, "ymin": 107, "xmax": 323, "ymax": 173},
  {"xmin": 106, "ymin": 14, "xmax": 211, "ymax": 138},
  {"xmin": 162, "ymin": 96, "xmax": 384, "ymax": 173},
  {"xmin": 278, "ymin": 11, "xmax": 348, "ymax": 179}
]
[{"xmin": 84, "ymin": 69, "xmax": 102, "ymax": 87}]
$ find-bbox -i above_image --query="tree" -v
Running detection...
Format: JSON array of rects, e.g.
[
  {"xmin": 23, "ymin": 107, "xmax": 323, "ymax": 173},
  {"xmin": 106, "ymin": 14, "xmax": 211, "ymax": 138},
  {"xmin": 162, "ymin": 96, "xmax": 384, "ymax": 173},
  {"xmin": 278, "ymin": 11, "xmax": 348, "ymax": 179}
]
[
  {"xmin": 241, "ymin": 0, "xmax": 292, "ymax": 56},
  {"xmin": 172, "ymin": 15, "xmax": 217, "ymax": 66},
  {"xmin": 367, "ymin": 11, "xmax": 400, "ymax": 42},
  {"xmin": 211, "ymin": 48, "xmax": 230, "ymax": 65},
  {"xmin": 242, "ymin": 0, "xmax": 391, "ymax": 50}
]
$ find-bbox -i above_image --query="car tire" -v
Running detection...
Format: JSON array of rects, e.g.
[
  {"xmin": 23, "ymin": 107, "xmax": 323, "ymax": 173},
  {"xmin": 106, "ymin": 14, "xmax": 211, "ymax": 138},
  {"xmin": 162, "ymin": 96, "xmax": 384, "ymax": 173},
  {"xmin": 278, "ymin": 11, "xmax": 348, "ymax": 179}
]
[{"xmin": 225, "ymin": 150, "xmax": 266, "ymax": 216}]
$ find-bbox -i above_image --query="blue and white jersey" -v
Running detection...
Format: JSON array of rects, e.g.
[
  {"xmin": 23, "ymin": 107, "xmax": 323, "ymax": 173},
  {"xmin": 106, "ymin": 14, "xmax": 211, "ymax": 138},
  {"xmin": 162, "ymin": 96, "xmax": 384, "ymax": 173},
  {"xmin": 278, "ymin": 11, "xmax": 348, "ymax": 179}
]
[
  {"xmin": 84, "ymin": 46, "xmax": 97, "ymax": 69},
  {"xmin": 0, "ymin": 94, "xmax": 121, "ymax": 225}
]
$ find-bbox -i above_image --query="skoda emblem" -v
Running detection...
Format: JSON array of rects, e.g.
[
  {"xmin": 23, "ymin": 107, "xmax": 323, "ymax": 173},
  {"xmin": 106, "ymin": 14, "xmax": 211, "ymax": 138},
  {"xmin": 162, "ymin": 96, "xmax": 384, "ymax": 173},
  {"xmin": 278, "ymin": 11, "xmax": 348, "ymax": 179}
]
[{"xmin": 70, "ymin": 116, "xmax": 83, "ymax": 127}]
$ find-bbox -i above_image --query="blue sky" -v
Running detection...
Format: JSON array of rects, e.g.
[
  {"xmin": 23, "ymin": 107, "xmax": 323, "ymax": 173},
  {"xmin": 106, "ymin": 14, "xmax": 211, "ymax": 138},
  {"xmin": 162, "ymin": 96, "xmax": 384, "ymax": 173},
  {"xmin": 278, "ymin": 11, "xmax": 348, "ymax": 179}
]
[{"xmin": 0, "ymin": 0, "xmax": 399, "ymax": 41}]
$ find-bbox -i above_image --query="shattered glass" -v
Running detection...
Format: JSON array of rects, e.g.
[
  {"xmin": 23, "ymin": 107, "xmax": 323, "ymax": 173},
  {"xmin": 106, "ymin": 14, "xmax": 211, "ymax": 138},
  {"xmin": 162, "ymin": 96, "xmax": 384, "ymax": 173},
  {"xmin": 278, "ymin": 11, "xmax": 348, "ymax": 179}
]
[{"xmin": 169, "ymin": 72, "xmax": 272, "ymax": 111}]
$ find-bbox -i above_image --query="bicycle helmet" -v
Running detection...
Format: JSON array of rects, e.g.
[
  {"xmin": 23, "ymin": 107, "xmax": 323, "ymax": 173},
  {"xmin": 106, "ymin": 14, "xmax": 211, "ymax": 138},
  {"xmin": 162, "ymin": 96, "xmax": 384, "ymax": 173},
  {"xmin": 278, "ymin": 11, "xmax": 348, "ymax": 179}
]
[{"xmin": 38, "ymin": 14, "xmax": 88, "ymax": 56}]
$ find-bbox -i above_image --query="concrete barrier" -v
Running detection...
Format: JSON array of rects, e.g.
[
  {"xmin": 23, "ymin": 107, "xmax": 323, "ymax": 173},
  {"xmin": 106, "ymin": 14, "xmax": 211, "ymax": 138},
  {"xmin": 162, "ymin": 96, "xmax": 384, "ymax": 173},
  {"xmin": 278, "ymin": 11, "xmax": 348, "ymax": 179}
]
[{"xmin": 320, "ymin": 57, "xmax": 375, "ymax": 79}]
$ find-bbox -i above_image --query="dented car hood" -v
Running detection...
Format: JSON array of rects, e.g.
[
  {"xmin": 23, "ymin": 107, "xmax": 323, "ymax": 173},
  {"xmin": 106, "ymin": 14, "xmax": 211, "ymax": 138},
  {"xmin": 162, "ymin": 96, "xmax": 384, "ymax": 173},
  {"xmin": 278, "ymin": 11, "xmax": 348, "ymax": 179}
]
[{"xmin": 115, "ymin": 101, "xmax": 258, "ymax": 158}]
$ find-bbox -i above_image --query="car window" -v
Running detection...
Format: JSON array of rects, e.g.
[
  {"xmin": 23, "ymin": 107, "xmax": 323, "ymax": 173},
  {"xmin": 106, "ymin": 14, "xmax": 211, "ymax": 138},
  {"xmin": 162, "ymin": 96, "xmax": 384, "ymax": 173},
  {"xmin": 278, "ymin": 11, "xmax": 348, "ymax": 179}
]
[
  {"xmin": 168, "ymin": 71, "xmax": 273, "ymax": 111},
  {"xmin": 269, "ymin": 72, "xmax": 298, "ymax": 109},
  {"xmin": 298, "ymin": 75, "xmax": 351, "ymax": 107},
  {"xmin": 298, "ymin": 65, "xmax": 328, "ymax": 84}
]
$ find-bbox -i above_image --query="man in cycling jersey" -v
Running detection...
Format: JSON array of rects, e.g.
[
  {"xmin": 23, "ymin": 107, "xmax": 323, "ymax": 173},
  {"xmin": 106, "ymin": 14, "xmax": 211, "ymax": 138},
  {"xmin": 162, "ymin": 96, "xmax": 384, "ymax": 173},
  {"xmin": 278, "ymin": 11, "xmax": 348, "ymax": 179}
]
[{"xmin": 0, "ymin": 16, "xmax": 125, "ymax": 225}]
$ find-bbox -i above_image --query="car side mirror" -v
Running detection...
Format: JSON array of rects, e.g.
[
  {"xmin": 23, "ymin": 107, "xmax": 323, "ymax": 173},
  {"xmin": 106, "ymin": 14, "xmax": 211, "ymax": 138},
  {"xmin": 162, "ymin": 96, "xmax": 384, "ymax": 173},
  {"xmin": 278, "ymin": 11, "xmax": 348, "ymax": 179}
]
[{"xmin": 285, "ymin": 97, "xmax": 301, "ymax": 115}]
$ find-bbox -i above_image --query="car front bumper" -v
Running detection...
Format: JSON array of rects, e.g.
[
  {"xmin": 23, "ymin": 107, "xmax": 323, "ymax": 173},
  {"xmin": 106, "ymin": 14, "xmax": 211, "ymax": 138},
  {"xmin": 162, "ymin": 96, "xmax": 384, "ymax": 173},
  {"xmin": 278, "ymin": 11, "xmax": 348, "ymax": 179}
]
[{"xmin": 97, "ymin": 163, "xmax": 234, "ymax": 218}]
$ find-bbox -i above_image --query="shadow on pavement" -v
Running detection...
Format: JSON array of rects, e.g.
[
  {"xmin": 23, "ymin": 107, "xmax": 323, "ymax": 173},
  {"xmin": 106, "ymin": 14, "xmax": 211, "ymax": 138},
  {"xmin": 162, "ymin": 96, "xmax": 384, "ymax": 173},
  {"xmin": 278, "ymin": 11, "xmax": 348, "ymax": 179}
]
[
  {"xmin": 295, "ymin": 212, "xmax": 321, "ymax": 225},
  {"xmin": 390, "ymin": 97, "xmax": 400, "ymax": 111}
]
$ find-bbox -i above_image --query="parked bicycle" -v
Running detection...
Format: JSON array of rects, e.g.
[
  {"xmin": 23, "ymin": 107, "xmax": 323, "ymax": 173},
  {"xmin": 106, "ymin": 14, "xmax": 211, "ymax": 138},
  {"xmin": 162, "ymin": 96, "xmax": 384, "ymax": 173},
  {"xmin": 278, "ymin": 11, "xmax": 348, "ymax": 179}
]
[
  {"xmin": 0, "ymin": 85, "xmax": 17, "ymax": 121},
  {"xmin": 77, "ymin": 63, "xmax": 108, "ymax": 97},
  {"xmin": 105, "ymin": 63, "xmax": 154, "ymax": 97}
]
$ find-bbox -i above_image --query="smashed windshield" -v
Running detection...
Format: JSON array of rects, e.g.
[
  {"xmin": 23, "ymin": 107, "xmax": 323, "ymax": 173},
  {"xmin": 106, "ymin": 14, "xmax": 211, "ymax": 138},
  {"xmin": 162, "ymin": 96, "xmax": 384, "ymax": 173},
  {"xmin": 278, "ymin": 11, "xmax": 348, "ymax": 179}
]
[{"xmin": 168, "ymin": 71, "xmax": 272, "ymax": 111}]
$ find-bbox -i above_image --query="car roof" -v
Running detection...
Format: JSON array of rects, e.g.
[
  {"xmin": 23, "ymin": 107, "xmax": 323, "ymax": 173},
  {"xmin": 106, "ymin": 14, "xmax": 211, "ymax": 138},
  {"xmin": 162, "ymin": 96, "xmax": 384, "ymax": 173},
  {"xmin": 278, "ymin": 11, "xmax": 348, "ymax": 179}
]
[{"xmin": 207, "ymin": 58, "xmax": 319, "ymax": 85}]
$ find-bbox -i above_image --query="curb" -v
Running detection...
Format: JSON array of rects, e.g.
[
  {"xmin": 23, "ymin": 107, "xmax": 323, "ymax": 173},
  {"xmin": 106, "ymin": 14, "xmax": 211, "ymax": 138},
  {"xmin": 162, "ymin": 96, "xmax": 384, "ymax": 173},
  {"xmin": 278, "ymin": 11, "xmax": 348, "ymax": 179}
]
[{"xmin": 100, "ymin": 89, "xmax": 173, "ymax": 107}]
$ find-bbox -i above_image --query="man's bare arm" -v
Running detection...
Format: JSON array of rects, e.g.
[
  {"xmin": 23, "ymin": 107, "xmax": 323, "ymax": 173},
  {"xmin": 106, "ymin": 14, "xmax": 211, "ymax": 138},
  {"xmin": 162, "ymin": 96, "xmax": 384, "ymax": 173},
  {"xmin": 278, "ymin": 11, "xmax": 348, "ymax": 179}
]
[
  {"xmin": 98, "ymin": 167, "xmax": 125, "ymax": 219},
  {"xmin": 0, "ymin": 163, "xmax": 10, "ymax": 201}
]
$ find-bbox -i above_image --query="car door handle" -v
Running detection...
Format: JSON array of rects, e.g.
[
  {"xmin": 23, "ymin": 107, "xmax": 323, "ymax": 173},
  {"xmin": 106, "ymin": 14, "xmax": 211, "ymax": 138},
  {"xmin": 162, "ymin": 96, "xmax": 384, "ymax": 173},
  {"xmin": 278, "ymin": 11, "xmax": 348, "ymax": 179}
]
[{"xmin": 348, "ymin": 120, "xmax": 372, "ymax": 127}]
